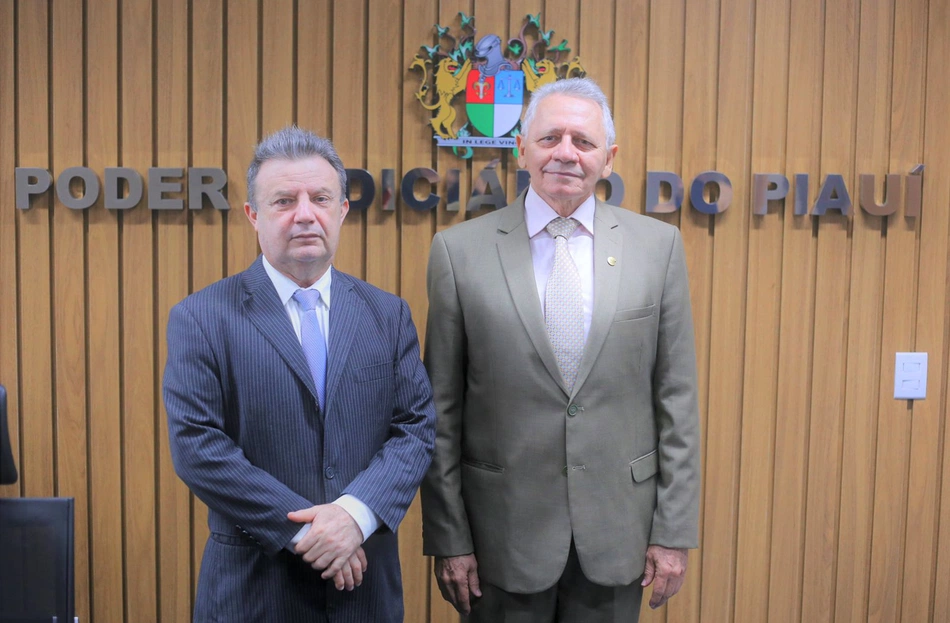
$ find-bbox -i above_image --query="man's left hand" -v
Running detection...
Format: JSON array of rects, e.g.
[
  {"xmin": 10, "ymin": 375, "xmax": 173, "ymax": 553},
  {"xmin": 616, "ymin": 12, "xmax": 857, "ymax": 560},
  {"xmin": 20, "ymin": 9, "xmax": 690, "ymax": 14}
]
[
  {"xmin": 641, "ymin": 545, "xmax": 688, "ymax": 609},
  {"xmin": 288, "ymin": 504, "xmax": 364, "ymax": 580}
]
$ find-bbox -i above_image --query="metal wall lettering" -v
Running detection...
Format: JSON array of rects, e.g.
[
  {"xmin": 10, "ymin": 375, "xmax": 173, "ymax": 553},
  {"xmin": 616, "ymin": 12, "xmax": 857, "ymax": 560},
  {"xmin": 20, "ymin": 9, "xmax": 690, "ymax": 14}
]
[
  {"xmin": 188, "ymin": 167, "xmax": 229, "ymax": 211},
  {"xmin": 812, "ymin": 174, "xmax": 851, "ymax": 215},
  {"xmin": 105, "ymin": 167, "xmax": 144, "ymax": 209},
  {"xmin": 752, "ymin": 173, "xmax": 790, "ymax": 215},
  {"xmin": 345, "ymin": 169, "xmax": 376, "ymax": 211},
  {"xmin": 401, "ymin": 167, "xmax": 440, "ymax": 211},
  {"xmin": 690, "ymin": 171, "xmax": 733, "ymax": 214},
  {"xmin": 646, "ymin": 171, "xmax": 685, "ymax": 213},
  {"xmin": 467, "ymin": 159, "xmax": 507, "ymax": 212}
]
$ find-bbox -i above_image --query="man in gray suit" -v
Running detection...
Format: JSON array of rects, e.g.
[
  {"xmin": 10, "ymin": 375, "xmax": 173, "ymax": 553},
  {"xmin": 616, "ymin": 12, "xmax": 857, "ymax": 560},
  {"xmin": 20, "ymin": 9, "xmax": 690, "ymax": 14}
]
[
  {"xmin": 421, "ymin": 78, "xmax": 700, "ymax": 621},
  {"xmin": 164, "ymin": 126, "xmax": 435, "ymax": 622}
]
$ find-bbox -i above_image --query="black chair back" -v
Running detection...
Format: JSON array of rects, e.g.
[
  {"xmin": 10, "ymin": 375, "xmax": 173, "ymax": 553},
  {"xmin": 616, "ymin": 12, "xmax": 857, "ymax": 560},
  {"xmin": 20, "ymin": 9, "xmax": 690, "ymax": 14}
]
[
  {"xmin": 0, "ymin": 385, "xmax": 17, "ymax": 485},
  {"xmin": 0, "ymin": 498, "xmax": 75, "ymax": 622}
]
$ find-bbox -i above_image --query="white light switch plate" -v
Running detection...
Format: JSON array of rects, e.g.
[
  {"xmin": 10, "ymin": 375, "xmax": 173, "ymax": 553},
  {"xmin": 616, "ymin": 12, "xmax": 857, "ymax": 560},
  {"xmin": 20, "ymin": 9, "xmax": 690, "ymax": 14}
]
[{"xmin": 894, "ymin": 352, "xmax": 927, "ymax": 400}]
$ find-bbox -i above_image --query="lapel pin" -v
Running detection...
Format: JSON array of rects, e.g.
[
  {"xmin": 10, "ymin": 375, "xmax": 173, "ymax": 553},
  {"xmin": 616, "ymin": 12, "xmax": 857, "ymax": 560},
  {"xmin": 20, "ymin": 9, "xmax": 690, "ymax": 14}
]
[{"xmin": 607, "ymin": 256, "xmax": 617, "ymax": 266}]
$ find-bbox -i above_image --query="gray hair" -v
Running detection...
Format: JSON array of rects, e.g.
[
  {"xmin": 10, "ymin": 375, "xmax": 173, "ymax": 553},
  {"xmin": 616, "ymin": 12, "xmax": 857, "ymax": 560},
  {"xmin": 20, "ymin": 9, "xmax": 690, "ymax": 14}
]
[
  {"xmin": 246, "ymin": 126, "xmax": 347, "ymax": 211},
  {"xmin": 520, "ymin": 77, "xmax": 616, "ymax": 148}
]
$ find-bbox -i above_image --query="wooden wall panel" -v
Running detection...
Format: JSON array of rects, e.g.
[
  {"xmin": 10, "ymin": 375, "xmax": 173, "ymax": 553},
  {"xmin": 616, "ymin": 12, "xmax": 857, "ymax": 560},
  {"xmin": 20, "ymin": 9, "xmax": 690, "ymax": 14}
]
[
  {"xmin": 900, "ymin": 3, "xmax": 950, "ymax": 621},
  {"xmin": 331, "ymin": 1, "xmax": 368, "ymax": 278},
  {"xmin": 16, "ymin": 0, "xmax": 54, "ymax": 501},
  {"xmin": 225, "ymin": 1, "xmax": 260, "ymax": 275},
  {"xmin": 866, "ymin": 0, "xmax": 928, "ymax": 620},
  {"xmin": 699, "ymin": 0, "xmax": 754, "ymax": 620},
  {"xmin": 734, "ymin": 1, "xmax": 788, "ymax": 620},
  {"xmin": 673, "ymin": 2, "xmax": 717, "ymax": 621},
  {"xmin": 767, "ymin": 0, "xmax": 822, "ymax": 620},
  {"xmin": 51, "ymin": 1, "xmax": 91, "ymax": 620},
  {"xmin": 834, "ymin": 2, "xmax": 891, "ymax": 622},
  {"xmin": 120, "ymin": 0, "xmax": 158, "ymax": 618},
  {"xmin": 2, "ymin": 1, "xmax": 949, "ymax": 622}
]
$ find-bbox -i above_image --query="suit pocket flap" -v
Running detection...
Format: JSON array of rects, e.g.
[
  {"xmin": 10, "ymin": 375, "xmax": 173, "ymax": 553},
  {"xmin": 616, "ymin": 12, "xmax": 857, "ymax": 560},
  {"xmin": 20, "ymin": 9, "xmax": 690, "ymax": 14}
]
[
  {"xmin": 630, "ymin": 450, "xmax": 658, "ymax": 482},
  {"xmin": 614, "ymin": 304, "xmax": 655, "ymax": 322}
]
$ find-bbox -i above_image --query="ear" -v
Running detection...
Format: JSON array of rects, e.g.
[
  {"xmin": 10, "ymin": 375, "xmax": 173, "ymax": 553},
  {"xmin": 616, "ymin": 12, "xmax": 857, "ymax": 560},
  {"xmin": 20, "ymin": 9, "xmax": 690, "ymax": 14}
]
[
  {"xmin": 601, "ymin": 144, "xmax": 619, "ymax": 178},
  {"xmin": 244, "ymin": 202, "xmax": 258, "ymax": 230},
  {"xmin": 516, "ymin": 134, "xmax": 527, "ymax": 169},
  {"xmin": 339, "ymin": 198, "xmax": 350, "ymax": 223}
]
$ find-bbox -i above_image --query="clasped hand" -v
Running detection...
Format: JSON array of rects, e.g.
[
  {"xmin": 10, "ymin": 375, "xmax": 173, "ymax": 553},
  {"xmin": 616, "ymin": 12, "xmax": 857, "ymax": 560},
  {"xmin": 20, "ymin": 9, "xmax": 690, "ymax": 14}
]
[{"xmin": 288, "ymin": 504, "xmax": 366, "ymax": 591}]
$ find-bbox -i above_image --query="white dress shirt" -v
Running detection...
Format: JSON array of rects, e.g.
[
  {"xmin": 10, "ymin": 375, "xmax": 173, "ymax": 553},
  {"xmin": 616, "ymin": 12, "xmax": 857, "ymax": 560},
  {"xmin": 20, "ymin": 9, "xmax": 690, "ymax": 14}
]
[
  {"xmin": 261, "ymin": 256, "xmax": 381, "ymax": 547},
  {"xmin": 523, "ymin": 187, "xmax": 595, "ymax": 340}
]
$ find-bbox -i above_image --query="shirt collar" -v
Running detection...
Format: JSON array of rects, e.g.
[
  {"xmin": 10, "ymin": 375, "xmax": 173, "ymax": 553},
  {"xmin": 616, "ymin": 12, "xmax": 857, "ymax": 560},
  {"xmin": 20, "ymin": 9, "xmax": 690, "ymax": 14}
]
[
  {"xmin": 261, "ymin": 255, "xmax": 333, "ymax": 309},
  {"xmin": 523, "ymin": 186, "xmax": 596, "ymax": 239}
]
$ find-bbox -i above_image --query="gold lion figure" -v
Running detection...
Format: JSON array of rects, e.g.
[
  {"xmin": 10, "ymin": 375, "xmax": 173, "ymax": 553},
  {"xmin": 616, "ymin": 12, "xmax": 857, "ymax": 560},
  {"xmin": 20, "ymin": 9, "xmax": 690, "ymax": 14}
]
[
  {"xmin": 410, "ymin": 56, "xmax": 473, "ymax": 139},
  {"xmin": 522, "ymin": 58, "xmax": 557, "ymax": 92}
]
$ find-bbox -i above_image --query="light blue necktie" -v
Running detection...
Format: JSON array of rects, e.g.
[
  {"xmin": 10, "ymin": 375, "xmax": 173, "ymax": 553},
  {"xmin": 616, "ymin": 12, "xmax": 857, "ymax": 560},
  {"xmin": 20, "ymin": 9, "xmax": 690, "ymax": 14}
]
[{"xmin": 292, "ymin": 289, "xmax": 328, "ymax": 409}]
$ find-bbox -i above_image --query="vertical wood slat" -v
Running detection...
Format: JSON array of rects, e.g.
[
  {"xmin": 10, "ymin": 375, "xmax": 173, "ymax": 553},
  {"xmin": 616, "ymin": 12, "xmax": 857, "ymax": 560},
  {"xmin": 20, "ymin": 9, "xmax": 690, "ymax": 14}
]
[
  {"xmin": 225, "ymin": 0, "xmax": 260, "ymax": 276},
  {"xmin": 643, "ymin": 0, "xmax": 684, "ymax": 237},
  {"xmin": 120, "ymin": 1, "xmax": 158, "ymax": 620},
  {"xmin": 833, "ymin": 2, "xmax": 893, "ymax": 622},
  {"xmin": 733, "ymin": 1, "xmax": 789, "ymax": 620},
  {"xmin": 51, "ymin": 1, "xmax": 91, "ymax": 620},
  {"xmin": 155, "ymin": 0, "xmax": 193, "ymax": 621},
  {"xmin": 16, "ymin": 0, "xmax": 54, "ymax": 502},
  {"xmin": 671, "ymin": 0, "xmax": 717, "ymax": 621},
  {"xmin": 699, "ymin": 0, "xmax": 755, "ymax": 621},
  {"xmin": 767, "ymin": 0, "xmax": 823, "ymax": 620},
  {"xmin": 928, "ymin": 0, "xmax": 950, "ymax": 619},
  {"xmin": 801, "ymin": 1, "xmax": 860, "ymax": 622},
  {"xmin": 330, "ymin": 1, "xmax": 367, "ymax": 279},
  {"xmin": 85, "ymin": 0, "xmax": 125, "ymax": 619},
  {"xmin": 892, "ymin": 1, "xmax": 940, "ymax": 621},
  {"xmin": 867, "ymin": 2, "xmax": 936, "ymax": 621},
  {"xmin": 296, "ymin": 0, "xmax": 331, "ymax": 137}
]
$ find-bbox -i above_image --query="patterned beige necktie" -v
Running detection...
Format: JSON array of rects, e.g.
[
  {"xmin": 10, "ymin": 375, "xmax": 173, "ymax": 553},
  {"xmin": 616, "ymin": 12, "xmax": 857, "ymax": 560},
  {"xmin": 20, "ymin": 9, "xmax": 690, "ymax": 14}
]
[{"xmin": 545, "ymin": 217, "xmax": 584, "ymax": 391}]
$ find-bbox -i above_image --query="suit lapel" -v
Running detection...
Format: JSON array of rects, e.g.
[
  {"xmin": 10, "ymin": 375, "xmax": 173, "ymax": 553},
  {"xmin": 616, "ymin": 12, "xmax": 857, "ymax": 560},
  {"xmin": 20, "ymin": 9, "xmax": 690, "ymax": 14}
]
[
  {"xmin": 241, "ymin": 257, "xmax": 320, "ymax": 403},
  {"xmin": 325, "ymin": 269, "xmax": 363, "ymax": 414},
  {"xmin": 573, "ymin": 201, "xmax": 622, "ymax": 397},
  {"xmin": 496, "ymin": 198, "xmax": 566, "ymax": 393}
]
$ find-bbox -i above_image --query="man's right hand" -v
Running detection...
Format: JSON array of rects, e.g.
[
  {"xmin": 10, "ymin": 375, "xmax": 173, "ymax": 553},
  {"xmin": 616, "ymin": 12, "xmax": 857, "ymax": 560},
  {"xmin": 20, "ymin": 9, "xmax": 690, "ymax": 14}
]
[{"xmin": 434, "ymin": 554, "xmax": 482, "ymax": 615}]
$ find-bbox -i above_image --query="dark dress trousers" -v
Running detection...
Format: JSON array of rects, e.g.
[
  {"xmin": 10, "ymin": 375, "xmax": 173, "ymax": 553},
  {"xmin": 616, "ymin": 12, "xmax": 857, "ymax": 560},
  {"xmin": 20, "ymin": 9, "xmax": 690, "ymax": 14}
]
[{"xmin": 164, "ymin": 257, "xmax": 435, "ymax": 623}]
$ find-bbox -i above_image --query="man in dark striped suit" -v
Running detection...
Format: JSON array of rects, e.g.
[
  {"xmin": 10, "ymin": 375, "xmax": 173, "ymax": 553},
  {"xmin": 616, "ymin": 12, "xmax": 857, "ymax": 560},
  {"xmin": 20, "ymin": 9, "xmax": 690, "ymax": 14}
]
[{"xmin": 164, "ymin": 126, "xmax": 435, "ymax": 622}]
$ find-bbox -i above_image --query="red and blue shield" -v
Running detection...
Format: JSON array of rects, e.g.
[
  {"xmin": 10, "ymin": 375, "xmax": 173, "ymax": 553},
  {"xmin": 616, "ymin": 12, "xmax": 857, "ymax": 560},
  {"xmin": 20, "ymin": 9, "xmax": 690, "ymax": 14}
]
[{"xmin": 466, "ymin": 69, "xmax": 525, "ymax": 138}]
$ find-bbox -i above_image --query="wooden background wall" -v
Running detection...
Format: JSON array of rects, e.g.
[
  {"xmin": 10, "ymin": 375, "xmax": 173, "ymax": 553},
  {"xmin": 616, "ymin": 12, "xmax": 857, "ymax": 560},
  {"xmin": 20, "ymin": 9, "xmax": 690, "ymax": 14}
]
[{"xmin": 1, "ymin": 0, "xmax": 949, "ymax": 621}]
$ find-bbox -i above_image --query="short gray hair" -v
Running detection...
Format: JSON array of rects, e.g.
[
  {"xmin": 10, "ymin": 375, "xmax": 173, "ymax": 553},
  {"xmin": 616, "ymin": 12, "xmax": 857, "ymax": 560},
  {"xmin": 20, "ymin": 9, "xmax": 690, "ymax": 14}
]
[
  {"xmin": 520, "ymin": 77, "xmax": 616, "ymax": 148},
  {"xmin": 246, "ymin": 126, "xmax": 347, "ymax": 211}
]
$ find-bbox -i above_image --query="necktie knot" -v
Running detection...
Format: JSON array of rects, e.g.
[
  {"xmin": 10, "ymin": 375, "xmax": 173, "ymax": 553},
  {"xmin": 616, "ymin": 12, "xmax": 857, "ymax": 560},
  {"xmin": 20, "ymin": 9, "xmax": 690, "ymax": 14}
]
[
  {"xmin": 293, "ymin": 288, "xmax": 322, "ymax": 311},
  {"xmin": 546, "ymin": 217, "xmax": 579, "ymax": 240}
]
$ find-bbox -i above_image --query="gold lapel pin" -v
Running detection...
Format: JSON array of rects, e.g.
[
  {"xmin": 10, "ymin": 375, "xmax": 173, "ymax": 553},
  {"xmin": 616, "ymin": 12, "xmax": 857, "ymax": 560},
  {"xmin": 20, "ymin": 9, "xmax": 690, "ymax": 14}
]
[{"xmin": 607, "ymin": 256, "xmax": 617, "ymax": 266}]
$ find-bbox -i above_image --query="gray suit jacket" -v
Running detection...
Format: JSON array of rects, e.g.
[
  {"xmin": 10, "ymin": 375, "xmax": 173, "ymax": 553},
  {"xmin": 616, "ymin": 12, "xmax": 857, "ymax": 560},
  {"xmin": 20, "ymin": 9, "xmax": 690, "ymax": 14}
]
[
  {"xmin": 421, "ymin": 194, "xmax": 700, "ymax": 593},
  {"xmin": 164, "ymin": 257, "xmax": 435, "ymax": 622}
]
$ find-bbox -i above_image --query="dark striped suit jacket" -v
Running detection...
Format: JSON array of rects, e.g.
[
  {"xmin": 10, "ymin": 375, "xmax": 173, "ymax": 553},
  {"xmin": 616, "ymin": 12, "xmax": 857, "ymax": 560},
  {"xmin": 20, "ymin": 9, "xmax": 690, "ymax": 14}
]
[{"xmin": 163, "ymin": 256, "xmax": 435, "ymax": 623}]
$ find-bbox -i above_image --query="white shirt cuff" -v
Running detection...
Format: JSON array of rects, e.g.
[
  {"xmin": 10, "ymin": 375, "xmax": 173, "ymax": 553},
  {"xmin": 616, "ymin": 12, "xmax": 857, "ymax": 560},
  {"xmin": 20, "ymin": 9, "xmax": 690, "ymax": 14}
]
[{"xmin": 333, "ymin": 494, "xmax": 380, "ymax": 543}]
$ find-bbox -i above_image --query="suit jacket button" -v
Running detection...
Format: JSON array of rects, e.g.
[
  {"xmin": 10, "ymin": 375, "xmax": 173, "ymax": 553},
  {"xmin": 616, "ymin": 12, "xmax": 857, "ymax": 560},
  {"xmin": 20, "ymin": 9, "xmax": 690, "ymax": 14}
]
[
  {"xmin": 325, "ymin": 466, "xmax": 335, "ymax": 479},
  {"xmin": 567, "ymin": 404, "xmax": 579, "ymax": 417}
]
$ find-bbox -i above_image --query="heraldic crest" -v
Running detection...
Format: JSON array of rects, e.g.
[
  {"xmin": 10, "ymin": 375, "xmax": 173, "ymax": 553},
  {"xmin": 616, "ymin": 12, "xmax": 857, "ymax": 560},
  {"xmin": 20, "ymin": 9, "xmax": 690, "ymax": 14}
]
[{"xmin": 409, "ymin": 13, "xmax": 586, "ymax": 159}]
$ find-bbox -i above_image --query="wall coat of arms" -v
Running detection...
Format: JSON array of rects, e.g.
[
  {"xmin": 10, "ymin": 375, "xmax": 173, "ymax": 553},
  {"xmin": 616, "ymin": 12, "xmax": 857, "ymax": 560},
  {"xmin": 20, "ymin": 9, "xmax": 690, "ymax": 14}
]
[{"xmin": 410, "ymin": 13, "xmax": 586, "ymax": 159}]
